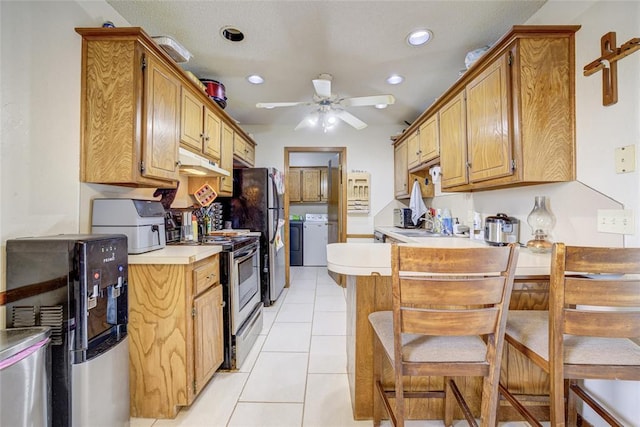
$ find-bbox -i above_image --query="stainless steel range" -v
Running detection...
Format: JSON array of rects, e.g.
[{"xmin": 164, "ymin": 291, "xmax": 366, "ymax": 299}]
[
  {"xmin": 205, "ymin": 235, "xmax": 263, "ymax": 370},
  {"xmin": 174, "ymin": 234, "xmax": 263, "ymax": 370}
]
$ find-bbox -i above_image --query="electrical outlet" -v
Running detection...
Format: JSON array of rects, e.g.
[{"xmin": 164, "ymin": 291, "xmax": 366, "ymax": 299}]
[
  {"xmin": 615, "ymin": 145, "xmax": 636, "ymax": 173},
  {"xmin": 597, "ymin": 209, "xmax": 635, "ymax": 234}
]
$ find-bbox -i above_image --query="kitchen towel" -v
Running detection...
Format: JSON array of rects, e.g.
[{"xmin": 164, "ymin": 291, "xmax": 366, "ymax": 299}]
[{"xmin": 409, "ymin": 180, "xmax": 427, "ymax": 225}]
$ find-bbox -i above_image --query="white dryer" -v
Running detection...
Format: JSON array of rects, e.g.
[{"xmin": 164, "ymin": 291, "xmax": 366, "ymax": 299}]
[{"xmin": 303, "ymin": 213, "xmax": 328, "ymax": 266}]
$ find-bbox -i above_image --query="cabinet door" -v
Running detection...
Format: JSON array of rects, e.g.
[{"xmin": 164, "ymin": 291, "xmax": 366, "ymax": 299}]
[
  {"xmin": 244, "ymin": 142, "xmax": 255, "ymax": 166},
  {"xmin": 233, "ymin": 134, "xmax": 245, "ymax": 158},
  {"xmin": 142, "ymin": 53, "xmax": 181, "ymax": 181},
  {"xmin": 302, "ymin": 169, "xmax": 321, "ymax": 202},
  {"xmin": 219, "ymin": 123, "xmax": 234, "ymax": 194},
  {"xmin": 193, "ymin": 285, "xmax": 223, "ymax": 393},
  {"xmin": 439, "ymin": 91, "xmax": 468, "ymax": 188},
  {"xmin": 180, "ymin": 88, "xmax": 204, "ymax": 151},
  {"xmin": 320, "ymin": 168, "xmax": 329, "ymax": 202},
  {"xmin": 288, "ymin": 169, "xmax": 301, "ymax": 202},
  {"xmin": 407, "ymin": 130, "xmax": 421, "ymax": 170},
  {"xmin": 419, "ymin": 115, "xmax": 439, "ymax": 163},
  {"xmin": 394, "ymin": 140, "xmax": 409, "ymax": 198},
  {"xmin": 203, "ymin": 106, "xmax": 222, "ymax": 161},
  {"xmin": 466, "ymin": 53, "xmax": 512, "ymax": 183}
]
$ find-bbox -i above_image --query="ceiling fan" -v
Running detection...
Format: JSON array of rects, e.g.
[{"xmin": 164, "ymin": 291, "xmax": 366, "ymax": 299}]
[{"xmin": 256, "ymin": 74, "xmax": 395, "ymax": 131}]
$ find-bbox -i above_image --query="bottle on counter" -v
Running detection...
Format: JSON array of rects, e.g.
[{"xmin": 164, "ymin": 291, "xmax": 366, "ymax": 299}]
[
  {"xmin": 192, "ymin": 214, "xmax": 198, "ymax": 242},
  {"xmin": 473, "ymin": 211, "xmax": 483, "ymax": 240},
  {"xmin": 442, "ymin": 208, "xmax": 453, "ymax": 235}
]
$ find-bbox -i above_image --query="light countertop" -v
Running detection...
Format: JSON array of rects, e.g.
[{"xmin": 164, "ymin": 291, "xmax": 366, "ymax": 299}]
[
  {"xmin": 329, "ymin": 227, "xmax": 551, "ymax": 276},
  {"xmin": 128, "ymin": 245, "xmax": 223, "ymax": 265}
]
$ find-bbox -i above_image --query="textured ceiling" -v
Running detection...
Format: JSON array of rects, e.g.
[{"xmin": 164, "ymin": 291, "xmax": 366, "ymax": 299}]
[{"xmin": 107, "ymin": 0, "xmax": 546, "ymax": 132}]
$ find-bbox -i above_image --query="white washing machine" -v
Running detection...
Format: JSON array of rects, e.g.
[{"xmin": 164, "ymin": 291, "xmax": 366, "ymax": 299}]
[{"xmin": 303, "ymin": 213, "xmax": 328, "ymax": 266}]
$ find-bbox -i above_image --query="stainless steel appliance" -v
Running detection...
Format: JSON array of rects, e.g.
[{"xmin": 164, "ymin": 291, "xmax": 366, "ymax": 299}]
[
  {"xmin": 5, "ymin": 234, "xmax": 129, "ymax": 427},
  {"xmin": 393, "ymin": 208, "xmax": 418, "ymax": 228},
  {"xmin": 289, "ymin": 220, "xmax": 304, "ymax": 266},
  {"xmin": 374, "ymin": 230, "xmax": 386, "ymax": 243},
  {"xmin": 224, "ymin": 168, "xmax": 286, "ymax": 306},
  {"xmin": 0, "ymin": 327, "xmax": 51, "ymax": 427},
  {"xmin": 199, "ymin": 235, "xmax": 263, "ymax": 370},
  {"xmin": 484, "ymin": 213, "xmax": 520, "ymax": 246},
  {"xmin": 92, "ymin": 198, "xmax": 166, "ymax": 253}
]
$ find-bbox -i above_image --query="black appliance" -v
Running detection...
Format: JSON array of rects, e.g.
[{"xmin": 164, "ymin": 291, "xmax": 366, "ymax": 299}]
[
  {"xmin": 223, "ymin": 168, "xmax": 286, "ymax": 306},
  {"xmin": 5, "ymin": 234, "xmax": 130, "ymax": 427},
  {"xmin": 289, "ymin": 220, "xmax": 304, "ymax": 266}
]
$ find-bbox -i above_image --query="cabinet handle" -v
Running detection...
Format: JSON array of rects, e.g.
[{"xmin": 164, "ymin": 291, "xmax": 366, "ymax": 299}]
[
  {"xmin": 466, "ymin": 162, "xmax": 471, "ymax": 168},
  {"xmin": 176, "ymin": 160, "xmax": 182, "ymax": 167},
  {"xmin": 200, "ymin": 133, "xmax": 205, "ymax": 138}
]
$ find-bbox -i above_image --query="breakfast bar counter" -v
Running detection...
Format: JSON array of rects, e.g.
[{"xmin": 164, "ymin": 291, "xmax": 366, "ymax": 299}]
[{"xmin": 327, "ymin": 241, "xmax": 552, "ymax": 421}]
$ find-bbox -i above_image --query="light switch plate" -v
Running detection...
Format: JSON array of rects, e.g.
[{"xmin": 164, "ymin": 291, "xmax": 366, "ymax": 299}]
[
  {"xmin": 615, "ymin": 145, "xmax": 636, "ymax": 173},
  {"xmin": 597, "ymin": 209, "xmax": 635, "ymax": 234}
]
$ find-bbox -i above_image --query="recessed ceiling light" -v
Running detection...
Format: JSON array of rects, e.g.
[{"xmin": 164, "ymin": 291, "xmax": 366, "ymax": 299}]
[
  {"xmin": 406, "ymin": 29, "xmax": 433, "ymax": 46},
  {"xmin": 221, "ymin": 26, "xmax": 244, "ymax": 42},
  {"xmin": 386, "ymin": 74, "xmax": 404, "ymax": 85},
  {"xmin": 375, "ymin": 103, "xmax": 388, "ymax": 109},
  {"xmin": 247, "ymin": 74, "xmax": 264, "ymax": 84}
]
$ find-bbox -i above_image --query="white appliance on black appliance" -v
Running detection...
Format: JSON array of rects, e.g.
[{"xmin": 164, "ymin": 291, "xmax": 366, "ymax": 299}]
[
  {"xmin": 91, "ymin": 198, "xmax": 166, "ymax": 254},
  {"xmin": 227, "ymin": 168, "xmax": 286, "ymax": 306},
  {"xmin": 5, "ymin": 234, "xmax": 130, "ymax": 427}
]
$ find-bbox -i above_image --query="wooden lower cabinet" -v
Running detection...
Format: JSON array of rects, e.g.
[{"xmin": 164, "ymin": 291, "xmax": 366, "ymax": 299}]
[{"xmin": 128, "ymin": 254, "xmax": 223, "ymax": 418}]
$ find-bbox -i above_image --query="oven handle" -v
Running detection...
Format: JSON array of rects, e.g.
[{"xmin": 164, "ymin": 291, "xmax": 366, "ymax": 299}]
[{"xmin": 234, "ymin": 246, "xmax": 258, "ymax": 264}]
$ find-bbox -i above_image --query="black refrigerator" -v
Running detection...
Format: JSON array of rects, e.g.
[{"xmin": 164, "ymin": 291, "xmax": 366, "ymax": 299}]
[{"xmin": 227, "ymin": 167, "xmax": 286, "ymax": 306}]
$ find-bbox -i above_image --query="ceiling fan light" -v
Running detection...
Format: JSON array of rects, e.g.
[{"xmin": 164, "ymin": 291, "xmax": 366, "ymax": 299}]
[
  {"xmin": 386, "ymin": 74, "xmax": 404, "ymax": 85},
  {"xmin": 327, "ymin": 115, "xmax": 337, "ymax": 125},
  {"xmin": 247, "ymin": 74, "xmax": 264, "ymax": 84},
  {"xmin": 375, "ymin": 103, "xmax": 388, "ymax": 109},
  {"xmin": 407, "ymin": 29, "xmax": 432, "ymax": 46}
]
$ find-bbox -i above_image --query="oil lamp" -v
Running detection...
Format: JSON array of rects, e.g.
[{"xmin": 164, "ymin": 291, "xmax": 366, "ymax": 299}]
[{"xmin": 526, "ymin": 196, "xmax": 555, "ymax": 253}]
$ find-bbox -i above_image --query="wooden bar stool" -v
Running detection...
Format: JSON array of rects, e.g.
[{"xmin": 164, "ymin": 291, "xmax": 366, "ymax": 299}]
[
  {"xmin": 502, "ymin": 243, "xmax": 640, "ymax": 426},
  {"xmin": 369, "ymin": 243, "xmax": 519, "ymax": 427}
]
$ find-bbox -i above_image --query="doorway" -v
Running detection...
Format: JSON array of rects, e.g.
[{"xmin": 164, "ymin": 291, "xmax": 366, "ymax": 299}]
[{"xmin": 284, "ymin": 147, "xmax": 347, "ymax": 286}]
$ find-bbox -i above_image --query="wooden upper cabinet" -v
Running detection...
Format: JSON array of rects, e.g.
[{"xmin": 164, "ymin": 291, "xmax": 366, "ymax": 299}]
[
  {"xmin": 320, "ymin": 168, "xmax": 329, "ymax": 202},
  {"xmin": 418, "ymin": 115, "xmax": 439, "ymax": 163},
  {"xmin": 218, "ymin": 122, "xmax": 234, "ymax": 195},
  {"xmin": 439, "ymin": 91, "xmax": 468, "ymax": 189},
  {"xmin": 180, "ymin": 87, "xmax": 222, "ymax": 161},
  {"xmin": 466, "ymin": 51, "xmax": 512, "ymax": 183},
  {"xmin": 288, "ymin": 169, "xmax": 302, "ymax": 202},
  {"xmin": 392, "ymin": 25, "xmax": 579, "ymax": 192},
  {"xmin": 233, "ymin": 133, "xmax": 255, "ymax": 167},
  {"xmin": 78, "ymin": 30, "xmax": 180, "ymax": 187},
  {"xmin": 406, "ymin": 130, "xmax": 421, "ymax": 170},
  {"xmin": 302, "ymin": 169, "xmax": 321, "ymax": 202},
  {"xmin": 394, "ymin": 140, "xmax": 409, "ymax": 198}
]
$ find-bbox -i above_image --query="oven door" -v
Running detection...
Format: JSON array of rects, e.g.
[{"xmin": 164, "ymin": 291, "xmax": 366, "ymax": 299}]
[{"xmin": 231, "ymin": 243, "xmax": 261, "ymax": 334}]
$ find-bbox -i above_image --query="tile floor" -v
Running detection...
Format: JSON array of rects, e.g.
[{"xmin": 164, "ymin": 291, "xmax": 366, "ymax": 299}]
[{"xmin": 130, "ymin": 266, "xmax": 537, "ymax": 427}]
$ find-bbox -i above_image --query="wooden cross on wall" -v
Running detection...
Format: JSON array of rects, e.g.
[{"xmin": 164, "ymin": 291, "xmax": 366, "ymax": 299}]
[{"xmin": 584, "ymin": 32, "xmax": 640, "ymax": 106}]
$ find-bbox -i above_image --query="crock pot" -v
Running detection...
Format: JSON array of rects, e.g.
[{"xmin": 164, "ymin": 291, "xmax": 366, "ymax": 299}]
[
  {"xmin": 484, "ymin": 213, "xmax": 519, "ymax": 246},
  {"xmin": 200, "ymin": 79, "xmax": 227, "ymax": 109}
]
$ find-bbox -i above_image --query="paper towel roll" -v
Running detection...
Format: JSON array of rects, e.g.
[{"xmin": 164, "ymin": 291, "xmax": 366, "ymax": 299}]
[{"xmin": 429, "ymin": 166, "xmax": 441, "ymax": 183}]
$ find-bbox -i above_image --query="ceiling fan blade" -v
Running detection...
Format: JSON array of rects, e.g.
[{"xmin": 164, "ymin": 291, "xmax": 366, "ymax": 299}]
[
  {"xmin": 294, "ymin": 111, "xmax": 319, "ymax": 130},
  {"xmin": 340, "ymin": 94, "xmax": 396, "ymax": 107},
  {"xmin": 256, "ymin": 102, "xmax": 305, "ymax": 109},
  {"xmin": 312, "ymin": 78, "xmax": 332, "ymax": 98},
  {"xmin": 335, "ymin": 110, "xmax": 367, "ymax": 130}
]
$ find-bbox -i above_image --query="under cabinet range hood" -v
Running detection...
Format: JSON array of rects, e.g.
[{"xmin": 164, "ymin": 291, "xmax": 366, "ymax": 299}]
[{"xmin": 178, "ymin": 148, "xmax": 230, "ymax": 177}]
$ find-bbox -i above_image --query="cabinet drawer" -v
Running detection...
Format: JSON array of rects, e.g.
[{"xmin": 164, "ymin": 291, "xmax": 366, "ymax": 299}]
[{"xmin": 193, "ymin": 255, "xmax": 219, "ymax": 295}]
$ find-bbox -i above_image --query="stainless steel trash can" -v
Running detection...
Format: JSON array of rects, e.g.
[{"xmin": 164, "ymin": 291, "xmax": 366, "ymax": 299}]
[{"xmin": 0, "ymin": 327, "xmax": 51, "ymax": 427}]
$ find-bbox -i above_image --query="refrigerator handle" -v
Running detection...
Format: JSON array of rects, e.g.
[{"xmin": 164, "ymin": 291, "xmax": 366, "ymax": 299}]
[
  {"xmin": 269, "ymin": 172, "xmax": 280, "ymax": 244},
  {"xmin": 263, "ymin": 253, "xmax": 269, "ymax": 273}
]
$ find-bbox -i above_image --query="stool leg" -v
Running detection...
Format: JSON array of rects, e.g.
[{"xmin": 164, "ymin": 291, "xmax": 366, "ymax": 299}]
[
  {"xmin": 372, "ymin": 338, "xmax": 383, "ymax": 427},
  {"xmin": 444, "ymin": 376, "xmax": 454, "ymax": 426}
]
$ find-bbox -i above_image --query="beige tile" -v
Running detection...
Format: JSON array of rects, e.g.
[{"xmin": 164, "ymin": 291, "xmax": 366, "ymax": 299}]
[
  {"xmin": 314, "ymin": 295, "xmax": 346, "ymax": 312},
  {"xmin": 284, "ymin": 287, "xmax": 316, "ymax": 304},
  {"xmin": 152, "ymin": 372, "xmax": 249, "ymax": 427},
  {"xmin": 308, "ymin": 335, "xmax": 347, "ymax": 373},
  {"xmin": 239, "ymin": 352, "xmax": 308, "ymax": 402},
  {"xmin": 228, "ymin": 402, "xmax": 303, "ymax": 426},
  {"xmin": 276, "ymin": 302, "xmax": 314, "ymax": 322},
  {"xmin": 261, "ymin": 310, "xmax": 277, "ymax": 335},
  {"xmin": 262, "ymin": 322, "xmax": 312, "ymax": 352},
  {"xmin": 263, "ymin": 289, "xmax": 287, "ymax": 313},
  {"xmin": 289, "ymin": 278, "xmax": 317, "ymax": 289},
  {"xmin": 238, "ymin": 334, "xmax": 266, "ymax": 373},
  {"xmin": 302, "ymin": 373, "xmax": 370, "ymax": 427},
  {"xmin": 312, "ymin": 311, "xmax": 346, "ymax": 335},
  {"xmin": 315, "ymin": 283, "xmax": 345, "ymax": 297},
  {"xmin": 292, "ymin": 266, "xmax": 320, "ymax": 280}
]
